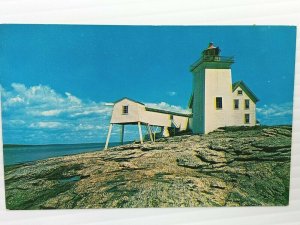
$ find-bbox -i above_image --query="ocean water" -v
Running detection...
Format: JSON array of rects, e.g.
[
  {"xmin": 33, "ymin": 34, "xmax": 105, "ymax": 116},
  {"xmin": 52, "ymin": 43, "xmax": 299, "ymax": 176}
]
[{"xmin": 3, "ymin": 142, "xmax": 122, "ymax": 166}]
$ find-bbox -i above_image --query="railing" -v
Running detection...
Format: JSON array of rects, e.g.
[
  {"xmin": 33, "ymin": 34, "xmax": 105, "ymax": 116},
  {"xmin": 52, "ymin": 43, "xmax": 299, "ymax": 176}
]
[{"xmin": 190, "ymin": 56, "xmax": 234, "ymax": 71}]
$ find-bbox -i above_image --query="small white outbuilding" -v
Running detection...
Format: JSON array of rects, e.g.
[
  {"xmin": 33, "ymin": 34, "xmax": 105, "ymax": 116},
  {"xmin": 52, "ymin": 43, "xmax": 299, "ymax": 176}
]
[{"xmin": 104, "ymin": 98, "xmax": 191, "ymax": 149}]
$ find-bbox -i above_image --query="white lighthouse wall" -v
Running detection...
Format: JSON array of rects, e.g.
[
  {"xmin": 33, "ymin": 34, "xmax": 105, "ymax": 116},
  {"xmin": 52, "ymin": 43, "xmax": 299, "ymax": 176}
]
[
  {"xmin": 231, "ymin": 87, "xmax": 256, "ymax": 126},
  {"xmin": 204, "ymin": 68, "xmax": 233, "ymax": 133}
]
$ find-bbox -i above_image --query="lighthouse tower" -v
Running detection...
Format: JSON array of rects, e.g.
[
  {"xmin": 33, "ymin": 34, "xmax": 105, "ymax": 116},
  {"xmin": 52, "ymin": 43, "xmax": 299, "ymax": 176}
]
[{"xmin": 189, "ymin": 43, "xmax": 234, "ymax": 134}]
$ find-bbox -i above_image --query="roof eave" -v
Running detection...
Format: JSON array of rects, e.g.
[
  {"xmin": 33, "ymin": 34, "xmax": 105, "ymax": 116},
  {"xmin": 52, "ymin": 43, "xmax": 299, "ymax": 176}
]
[
  {"xmin": 145, "ymin": 107, "xmax": 192, "ymax": 118},
  {"xmin": 114, "ymin": 97, "xmax": 145, "ymax": 106},
  {"xmin": 232, "ymin": 81, "xmax": 259, "ymax": 103}
]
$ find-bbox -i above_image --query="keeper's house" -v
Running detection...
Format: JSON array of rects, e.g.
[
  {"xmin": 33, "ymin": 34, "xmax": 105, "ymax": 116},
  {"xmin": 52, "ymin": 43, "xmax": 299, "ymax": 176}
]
[{"xmin": 105, "ymin": 43, "xmax": 259, "ymax": 149}]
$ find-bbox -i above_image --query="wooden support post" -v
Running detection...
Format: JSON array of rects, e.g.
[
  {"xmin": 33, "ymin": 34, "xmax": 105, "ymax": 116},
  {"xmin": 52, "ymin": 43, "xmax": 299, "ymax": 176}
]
[
  {"xmin": 104, "ymin": 124, "xmax": 113, "ymax": 150},
  {"xmin": 147, "ymin": 124, "xmax": 154, "ymax": 142},
  {"xmin": 138, "ymin": 122, "xmax": 143, "ymax": 144},
  {"xmin": 151, "ymin": 126, "xmax": 156, "ymax": 142},
  {"xmin": 120, "ymin": 124, "xmax": 124, "ymax": 145},
  {"xmin": 163, "ymin": 126, "xmax": 170, "ymax": 137}
]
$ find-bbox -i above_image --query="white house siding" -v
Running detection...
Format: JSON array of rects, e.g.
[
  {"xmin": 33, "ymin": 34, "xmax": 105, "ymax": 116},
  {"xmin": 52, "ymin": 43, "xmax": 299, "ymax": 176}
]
[
  {"xmin": 110, "ymin": 99, "xmax": 144, "ymax": 124},
  {"xmin": 204, "ymin": 68, "xmax": 233, "ymax": 133},
  {"xmin": 141, "ymin": 111, "xmax": 171, "ymax": 127},
  {"xmin": 231, "ymin": 87, "xmax": 256, "ymax": 126}
]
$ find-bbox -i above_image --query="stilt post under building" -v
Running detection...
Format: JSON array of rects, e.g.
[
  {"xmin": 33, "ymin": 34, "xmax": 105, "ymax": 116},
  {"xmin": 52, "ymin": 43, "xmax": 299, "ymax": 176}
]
[
  {"xmin": 147, "ymin": 124, "xmax": 154, "ymax": 142},
  {"xmin": 120, "ymin": 124, "xmax": 124, "ymax": 145},
  {"xmin": 138, "ymin": 122, "xmax": 143, "ymax": 144},
  {"xmin": 104, "ymin": 123, "xmax": 113, "ymax": 150}
]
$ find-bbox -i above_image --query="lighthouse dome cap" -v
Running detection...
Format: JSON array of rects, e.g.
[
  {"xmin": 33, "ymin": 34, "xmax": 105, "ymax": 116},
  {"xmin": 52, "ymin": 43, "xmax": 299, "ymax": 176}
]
[{"xmin": 207, "ymin": 42, "xmax": 217, "ymax": 49}]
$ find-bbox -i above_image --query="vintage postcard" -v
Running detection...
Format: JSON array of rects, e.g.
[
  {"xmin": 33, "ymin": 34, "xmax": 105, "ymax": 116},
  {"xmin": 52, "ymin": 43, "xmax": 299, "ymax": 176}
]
[{"xmin": 0, "ymin": 25, "xmax": 296, "ymax": 209}]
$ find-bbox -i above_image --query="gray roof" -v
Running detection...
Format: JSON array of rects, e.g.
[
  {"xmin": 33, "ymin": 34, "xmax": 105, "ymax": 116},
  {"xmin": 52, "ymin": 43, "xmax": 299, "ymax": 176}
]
[{"xmin": 145, "ymin": 107, "xmax": 192, "ymax": 117}]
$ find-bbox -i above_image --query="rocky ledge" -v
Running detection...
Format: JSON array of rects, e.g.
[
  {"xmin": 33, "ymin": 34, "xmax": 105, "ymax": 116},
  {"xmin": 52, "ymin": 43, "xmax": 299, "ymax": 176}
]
[{"xmin": 4, "ymin": 125, "xmax": 292, "ymax": 209}]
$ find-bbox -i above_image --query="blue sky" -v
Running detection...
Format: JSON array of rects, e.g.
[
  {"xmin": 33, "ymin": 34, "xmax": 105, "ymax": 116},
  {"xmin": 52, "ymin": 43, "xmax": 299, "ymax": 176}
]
[{"xmin": 0, "ymin": 25, "xmax": 296, "ymax": 144}]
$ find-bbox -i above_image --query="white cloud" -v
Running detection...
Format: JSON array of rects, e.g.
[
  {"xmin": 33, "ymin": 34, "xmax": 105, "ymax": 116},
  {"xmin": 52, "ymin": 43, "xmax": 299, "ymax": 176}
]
[
  {"xmin": 0, "ymin": 84, "xmax": 5, "ymax": 95},
  {"xmin": 1, "ymin": 83, "xmax": 190, "ymax": 144},
  {"xmin": 2, "ymin": 83, "xmax": 65, "ymax": 110},
  {"xmin": 1, "ymin": 83, "xmax": 114, "ymax": 143},
  {"xmin": 65, "ymin": 92, "xmax": 81, "ymax": 104},
  {"xmin": 2, "ymin": 119, "xmax": 26, "ymax": 127},
  {"xmin": 11, "ymin": 83, "xmax": 27, "ymax": 93},
  {"xmin": 2, "ymin": 83, "xmax": 112, "ymax": 118},
  {"xmin": 256, "ymin": 102, "xmax": 293, "ymax": 125},
  {"xmin": 167, "ymin": 91, "xmax": 176, "ymax": 96},
  {"xmin": 74, "ymin": 123, "xmax": 107, "ymax": 131},
  {"xmin": 69, "ymin": 105, "xmax": 112, "ymax": 117},
  {"xmin": 40, "ymin": 109, "xmax": 62, "ymax": 116},
  {"xmin": 10, "ymin": 119, "xmax": 26, "ymax": 125},
  {"xmin": 5, "ymin": 96, "xmax": 24, "ymax": 106},
  {"xmin": 29, "ymin": 122, "xmax": 63, "ymax": 129},
  {"xmin": 257, "ymin": 102, "xmax": 293, "ymax": 117}
]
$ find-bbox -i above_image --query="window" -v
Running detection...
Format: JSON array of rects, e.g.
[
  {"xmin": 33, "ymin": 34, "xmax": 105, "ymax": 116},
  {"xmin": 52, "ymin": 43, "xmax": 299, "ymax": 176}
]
[
  {"xmin": 245, "ymin": 114, "xmax": 250, "ymax": 124},
  {"xmin": 122, "ymin": 105, "xmax": 128, "ymax": 114},
  {"xmin": 216, "ymin": 97, "xmax": 222, "ymax": 109},
  {"xmin": 245, "ymin": 99, "xmax": 250, "ymax": 109},
  {"xmin": 238, "ymin": 90, "xmax": 243, "ymax": 95},
  {"xmin": 234, "ymin": 99, "xmax": 239, "ymax": 109}
]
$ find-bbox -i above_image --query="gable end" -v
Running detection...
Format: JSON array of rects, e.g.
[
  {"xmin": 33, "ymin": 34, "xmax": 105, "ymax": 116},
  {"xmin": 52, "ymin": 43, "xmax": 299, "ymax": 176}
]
[{"xmin": 232, "ymin": 81, "xmax": 259, "ymax": 103}]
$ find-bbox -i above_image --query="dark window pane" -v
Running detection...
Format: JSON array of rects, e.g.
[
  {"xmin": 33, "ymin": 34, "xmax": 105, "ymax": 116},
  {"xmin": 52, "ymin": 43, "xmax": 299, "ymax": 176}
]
[
  {"xmin": 245, "ymin": 114, "xmax": 250, "ymax": 124},
  {"xmin": 234, "ymin": 99, "xmax": 239, "ymax": 109},
  {"xmin": 122, "ymin": 105, "xmax": 128, "ymax": 114},
  {"xmin": 216, "ymin": 97, "xmax": 222, "ymax": 109},
  {"xmin": 245, "ymin": 99, "xmax": 250, "ymax": 109}
]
